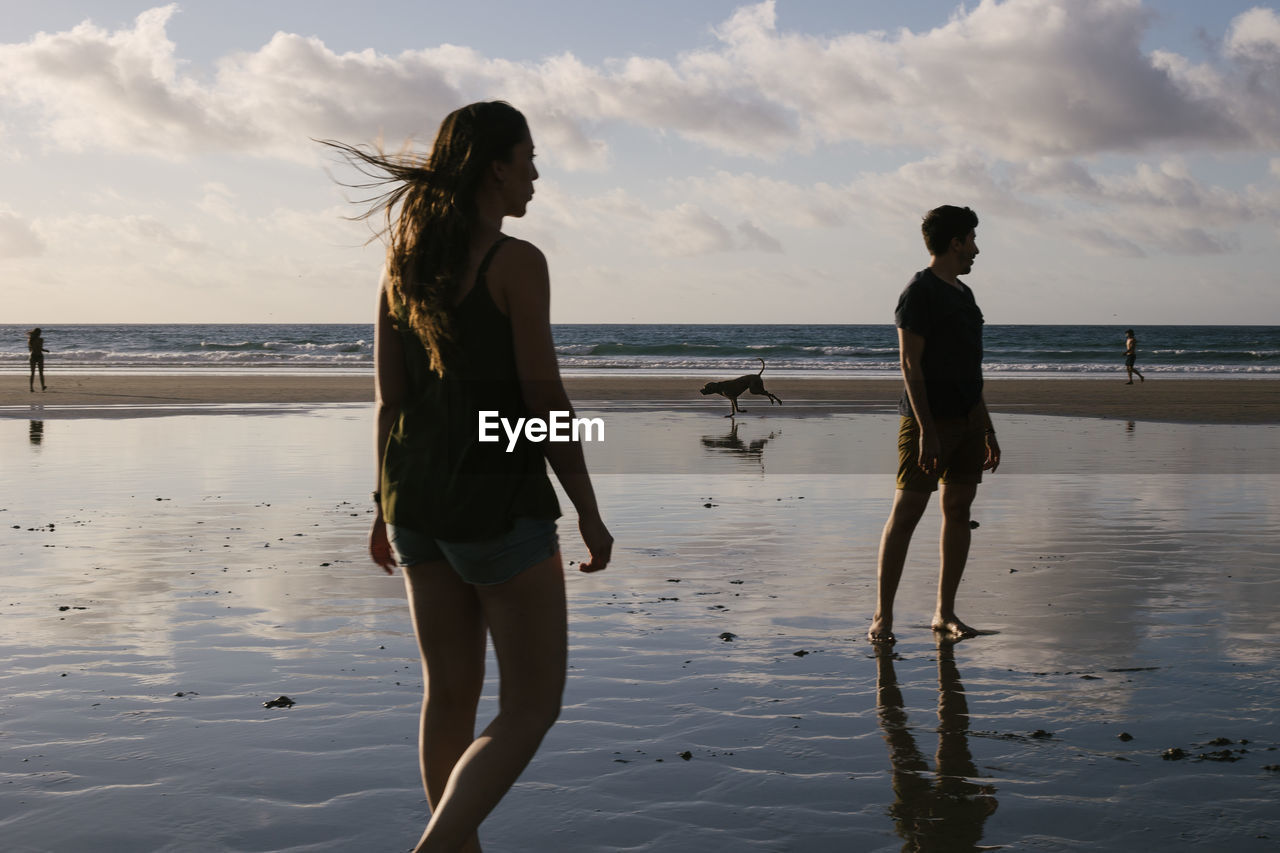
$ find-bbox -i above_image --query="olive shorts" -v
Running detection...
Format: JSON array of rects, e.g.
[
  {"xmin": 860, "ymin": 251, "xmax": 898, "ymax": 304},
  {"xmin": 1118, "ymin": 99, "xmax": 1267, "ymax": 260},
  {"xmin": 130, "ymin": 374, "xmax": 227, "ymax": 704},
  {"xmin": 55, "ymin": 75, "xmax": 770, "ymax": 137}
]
[{"xmin": 896, "ymin": 408, "xmax": 986, "ymax": 493}]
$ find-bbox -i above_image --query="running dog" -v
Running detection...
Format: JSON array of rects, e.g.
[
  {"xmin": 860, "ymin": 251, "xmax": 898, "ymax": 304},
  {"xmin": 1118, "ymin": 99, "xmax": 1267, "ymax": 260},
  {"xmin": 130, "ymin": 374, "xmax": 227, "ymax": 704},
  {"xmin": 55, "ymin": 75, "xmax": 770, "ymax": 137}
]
[{"xmin": 699, "ymin": 358, "xmax": 783, "ymax": 416}]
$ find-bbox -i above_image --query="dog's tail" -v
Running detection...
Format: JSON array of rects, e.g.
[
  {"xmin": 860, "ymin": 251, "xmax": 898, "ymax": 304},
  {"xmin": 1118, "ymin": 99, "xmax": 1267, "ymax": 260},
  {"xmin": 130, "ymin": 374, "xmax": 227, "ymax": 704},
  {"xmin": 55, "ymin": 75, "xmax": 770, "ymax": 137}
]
[{"xmin": 756, "ymin": 357, "xmax": 766, "ymax": 376}]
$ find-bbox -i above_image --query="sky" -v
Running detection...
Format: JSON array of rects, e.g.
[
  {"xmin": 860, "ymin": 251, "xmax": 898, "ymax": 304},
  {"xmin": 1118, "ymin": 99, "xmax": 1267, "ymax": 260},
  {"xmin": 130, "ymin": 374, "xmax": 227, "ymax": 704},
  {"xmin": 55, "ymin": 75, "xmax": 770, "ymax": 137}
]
[{"xmin": 2, "ymin": 0, "xmax": 1278, "ymax": 325}]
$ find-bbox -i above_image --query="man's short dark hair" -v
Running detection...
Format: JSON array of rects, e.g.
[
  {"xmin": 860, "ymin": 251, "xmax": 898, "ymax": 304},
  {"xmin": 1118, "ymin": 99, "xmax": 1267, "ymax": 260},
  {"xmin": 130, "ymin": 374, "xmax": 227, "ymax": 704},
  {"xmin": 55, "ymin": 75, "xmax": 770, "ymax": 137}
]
[{"xmin": 921, "ymin": 205, "xmax": 979, "ymax": 256}]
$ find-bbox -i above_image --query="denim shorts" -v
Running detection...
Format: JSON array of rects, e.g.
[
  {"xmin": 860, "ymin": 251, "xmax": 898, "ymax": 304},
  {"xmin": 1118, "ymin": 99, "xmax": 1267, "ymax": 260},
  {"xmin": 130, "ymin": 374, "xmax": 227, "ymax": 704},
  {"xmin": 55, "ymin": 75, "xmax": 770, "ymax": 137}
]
[{"xmin": 387, "ymin": 517, "xmax": 559, "ymax": 586}]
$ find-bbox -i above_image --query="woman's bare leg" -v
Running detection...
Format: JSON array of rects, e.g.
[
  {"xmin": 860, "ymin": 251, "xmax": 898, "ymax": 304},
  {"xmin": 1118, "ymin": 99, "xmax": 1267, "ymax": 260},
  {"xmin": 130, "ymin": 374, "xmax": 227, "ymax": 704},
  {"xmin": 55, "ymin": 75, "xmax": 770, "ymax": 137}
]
[
  {"xmin": 403, "ymin": 559, "xmax": 487, "ymax": 853},
  {"xmin": 413, "ymin": 552, "xmax": 567, "ymax": 853}
]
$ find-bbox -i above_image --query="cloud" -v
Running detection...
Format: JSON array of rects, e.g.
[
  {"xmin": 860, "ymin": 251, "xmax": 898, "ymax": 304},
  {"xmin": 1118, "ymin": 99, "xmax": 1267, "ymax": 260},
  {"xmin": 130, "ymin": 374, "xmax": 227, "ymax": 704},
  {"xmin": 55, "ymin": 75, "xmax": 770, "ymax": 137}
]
[
  {"xmin": 197, "ymin": 182, "xmax": 238, "ymax": 222},
  {"xmin": 657, "ymin": 151, "xmax": 1278, "ymax": 259},
  {"xmin": 1225, "ymin": 7, "xmax": 1280, "ymax": 64},
  {"xmin": 0, "ymin": 210, "xmax": 44, "ymax": 257},
  {"xmin": 2, "ymin": 1, "xmax": 1279, "ymax": 168},
  {"xmin": 647, "ymin": 203, "xmax": 735, "ymax": 256},
  {"xmin": 736, "ymin": 220, "xmax": 783, "ymax": 253}
]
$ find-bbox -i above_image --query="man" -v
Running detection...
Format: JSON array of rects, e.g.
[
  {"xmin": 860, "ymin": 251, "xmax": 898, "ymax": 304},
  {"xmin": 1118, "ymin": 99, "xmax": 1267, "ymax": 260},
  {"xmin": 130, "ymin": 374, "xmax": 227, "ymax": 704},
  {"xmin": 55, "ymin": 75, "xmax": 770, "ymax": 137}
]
[
  {"xmin": 1123, "ymin": 328, "xmax": 1144, "ymax": 384},
  {"xmin": 868, "ymin": 205, "xmax": 1000, "ymax": 644}
]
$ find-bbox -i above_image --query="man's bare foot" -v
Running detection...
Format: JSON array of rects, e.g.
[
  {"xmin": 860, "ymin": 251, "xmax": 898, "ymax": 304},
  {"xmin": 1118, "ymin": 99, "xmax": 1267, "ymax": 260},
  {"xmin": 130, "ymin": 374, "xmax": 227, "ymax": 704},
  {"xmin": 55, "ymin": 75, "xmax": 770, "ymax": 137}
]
[
  {"xmin": 867, "ymin": 616, "xmax": 895, "ymax": 644},
  {"xmin": 931, "ymin": 615, "xmax": 978, "ymax": 640}
]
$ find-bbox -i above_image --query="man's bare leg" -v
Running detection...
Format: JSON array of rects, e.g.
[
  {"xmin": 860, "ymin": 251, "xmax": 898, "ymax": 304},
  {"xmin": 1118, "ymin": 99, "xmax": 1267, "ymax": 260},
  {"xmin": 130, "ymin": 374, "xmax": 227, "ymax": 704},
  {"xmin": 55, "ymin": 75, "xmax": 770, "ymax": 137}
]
[
  {"xmin": 934, "ymin": 483, "xmax": 978, "ymax": 639},
  {"xmin": 870, "ymin": 488, "xmax": 930, "ymax": 642}
]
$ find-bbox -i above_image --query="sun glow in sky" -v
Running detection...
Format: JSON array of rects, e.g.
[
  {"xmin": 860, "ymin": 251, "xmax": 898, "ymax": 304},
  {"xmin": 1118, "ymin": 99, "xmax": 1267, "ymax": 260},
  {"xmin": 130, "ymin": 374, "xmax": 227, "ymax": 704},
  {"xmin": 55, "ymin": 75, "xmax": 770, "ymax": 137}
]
[{"xmin": 2, "ymin": 0, "xmax": 1278, "ymax": 324}]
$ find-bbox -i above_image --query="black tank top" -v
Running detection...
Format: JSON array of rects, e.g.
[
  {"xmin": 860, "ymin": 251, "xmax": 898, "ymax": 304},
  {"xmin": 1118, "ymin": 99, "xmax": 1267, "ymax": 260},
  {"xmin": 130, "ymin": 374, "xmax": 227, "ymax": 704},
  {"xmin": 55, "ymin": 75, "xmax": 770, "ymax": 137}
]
[{"xmin": 380, "ymin": 237, "xmax": 561, "ymax": 540}]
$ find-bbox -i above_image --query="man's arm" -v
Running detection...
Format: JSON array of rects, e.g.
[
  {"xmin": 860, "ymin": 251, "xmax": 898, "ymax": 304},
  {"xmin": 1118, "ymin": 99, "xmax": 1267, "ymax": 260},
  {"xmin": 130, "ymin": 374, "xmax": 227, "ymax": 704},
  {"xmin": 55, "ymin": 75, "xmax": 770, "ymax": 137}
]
[
  {"xmin": 898, "ymin": 327, "xmax": 940, "ymax": 474},
  {"xmin": 976, "ymin": 395, "xmax": 1000, "ymax": 473}
]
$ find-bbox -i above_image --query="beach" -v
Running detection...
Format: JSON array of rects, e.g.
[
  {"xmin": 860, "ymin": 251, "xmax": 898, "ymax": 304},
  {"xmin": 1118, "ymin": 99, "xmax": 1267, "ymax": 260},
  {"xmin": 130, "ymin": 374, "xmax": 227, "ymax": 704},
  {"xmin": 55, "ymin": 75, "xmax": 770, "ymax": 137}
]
[
  {"xmin": 3, "ymin": 377, "xmax": 1279, "ymax": 851},
  {"xmin": 5, "ymin": 373, "xmax": 1280, "ymax": 423}
]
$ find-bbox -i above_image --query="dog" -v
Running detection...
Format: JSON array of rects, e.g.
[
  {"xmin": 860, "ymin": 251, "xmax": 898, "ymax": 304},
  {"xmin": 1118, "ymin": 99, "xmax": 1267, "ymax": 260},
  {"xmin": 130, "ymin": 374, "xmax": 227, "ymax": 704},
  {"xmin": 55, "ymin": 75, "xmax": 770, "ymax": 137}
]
[{"xmin": 700, "ymin": 358, "xmax": 783, "ymax": 417}]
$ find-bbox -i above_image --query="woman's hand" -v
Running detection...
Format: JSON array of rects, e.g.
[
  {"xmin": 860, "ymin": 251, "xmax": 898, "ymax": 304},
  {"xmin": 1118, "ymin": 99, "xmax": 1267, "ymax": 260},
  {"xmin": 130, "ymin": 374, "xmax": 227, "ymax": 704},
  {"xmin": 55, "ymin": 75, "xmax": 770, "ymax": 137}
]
[
  {"xmin": 576, "ymin": 513, "xmax": 613, "ymax": 573},
  {"xmin": 369, "ymin": 514, "xmax": 396, "ymax": 575}
]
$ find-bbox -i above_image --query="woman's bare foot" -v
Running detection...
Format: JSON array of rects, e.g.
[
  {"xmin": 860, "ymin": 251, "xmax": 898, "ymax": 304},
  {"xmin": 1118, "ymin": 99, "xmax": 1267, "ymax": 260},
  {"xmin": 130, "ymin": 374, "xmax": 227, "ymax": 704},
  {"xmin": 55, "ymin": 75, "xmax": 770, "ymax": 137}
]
[{"xmin": 931, "ymin": 615, "xmax": 977, "ymax": 640}]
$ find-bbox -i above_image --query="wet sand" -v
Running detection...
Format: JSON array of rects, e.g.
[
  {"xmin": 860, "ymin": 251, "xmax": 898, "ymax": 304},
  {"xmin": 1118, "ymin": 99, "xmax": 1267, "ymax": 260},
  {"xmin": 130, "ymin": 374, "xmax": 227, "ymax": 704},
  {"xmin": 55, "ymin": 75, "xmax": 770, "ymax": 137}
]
[
  {"xmin": 2, "ymin": 403, "xmax": 1278, "ymax": 851},
  {"xmin": 3, "ymin": 373, "xmax": 1280, "ymax": 423}
]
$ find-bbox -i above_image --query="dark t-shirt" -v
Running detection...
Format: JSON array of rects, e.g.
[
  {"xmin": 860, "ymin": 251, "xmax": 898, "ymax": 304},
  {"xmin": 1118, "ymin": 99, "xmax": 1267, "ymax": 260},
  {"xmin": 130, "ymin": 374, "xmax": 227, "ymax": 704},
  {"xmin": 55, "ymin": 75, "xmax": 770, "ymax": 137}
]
[{"xmin": 894, "ymin": 268, "xmax": 985, "ymax": 418}]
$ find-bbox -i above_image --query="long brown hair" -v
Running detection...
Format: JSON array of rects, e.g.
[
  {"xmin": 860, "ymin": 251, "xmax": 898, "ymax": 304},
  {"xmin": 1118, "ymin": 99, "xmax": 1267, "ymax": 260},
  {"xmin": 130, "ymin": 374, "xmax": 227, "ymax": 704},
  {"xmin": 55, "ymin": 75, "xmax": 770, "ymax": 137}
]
[{"xmin": 322, "ymin": 101, "xmax": 529, "ymax": 375}]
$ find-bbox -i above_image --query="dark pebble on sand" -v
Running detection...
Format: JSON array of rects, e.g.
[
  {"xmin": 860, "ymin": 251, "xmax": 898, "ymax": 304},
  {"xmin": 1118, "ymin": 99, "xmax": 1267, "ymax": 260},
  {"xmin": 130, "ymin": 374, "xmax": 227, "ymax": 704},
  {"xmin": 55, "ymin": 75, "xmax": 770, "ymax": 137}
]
[
  {"xmin": 718, "ymin": 632, "xmax": 737, "ymax": 642},
  {"xmin": 263, "ymin": 695, "xmax": 295, "ymax": 709}
]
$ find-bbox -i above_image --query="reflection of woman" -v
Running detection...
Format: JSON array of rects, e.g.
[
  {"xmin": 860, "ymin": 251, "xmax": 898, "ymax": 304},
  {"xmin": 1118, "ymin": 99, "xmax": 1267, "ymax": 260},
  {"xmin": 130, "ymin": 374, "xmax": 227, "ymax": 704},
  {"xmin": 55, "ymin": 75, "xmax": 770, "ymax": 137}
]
[
  {"xmin": 875, "ymin": 643, "xmax": 998, "ymax": 851},
  {"xmin": 27, "ymin": 328, "xmax": 49, "ymax": 392},
  {"xmin": 328, "ymin": 102, "xmax": 613, "ymax": 851}
]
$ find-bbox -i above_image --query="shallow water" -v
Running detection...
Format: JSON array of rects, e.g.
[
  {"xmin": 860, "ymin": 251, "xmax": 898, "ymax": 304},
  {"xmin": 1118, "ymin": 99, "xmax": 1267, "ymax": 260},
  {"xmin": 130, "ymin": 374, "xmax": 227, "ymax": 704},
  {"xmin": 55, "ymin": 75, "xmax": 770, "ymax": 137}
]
[{"xmin": 2, "ymin": 406, "xmax": 1278, "ymax": 852}]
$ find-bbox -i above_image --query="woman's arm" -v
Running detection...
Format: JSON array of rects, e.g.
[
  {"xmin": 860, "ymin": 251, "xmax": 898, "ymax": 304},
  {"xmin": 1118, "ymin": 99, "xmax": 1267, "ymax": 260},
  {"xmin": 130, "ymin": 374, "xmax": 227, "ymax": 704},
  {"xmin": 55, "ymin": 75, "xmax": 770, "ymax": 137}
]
[
  {"xmin": 371, "ymin": 273, "xmax": 406, "ymax": 573},
  {"xmin": 497, "ymin": 240, "xmax": 612, "ymax": 573}
]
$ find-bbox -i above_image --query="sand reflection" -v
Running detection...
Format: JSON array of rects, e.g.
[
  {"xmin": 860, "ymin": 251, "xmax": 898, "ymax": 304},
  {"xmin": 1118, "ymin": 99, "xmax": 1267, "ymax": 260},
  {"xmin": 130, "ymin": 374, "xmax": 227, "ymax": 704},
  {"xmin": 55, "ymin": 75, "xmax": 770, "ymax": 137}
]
[{"xmin": 876, "ymin": 643, "xmax": 999, "ymax": 852}]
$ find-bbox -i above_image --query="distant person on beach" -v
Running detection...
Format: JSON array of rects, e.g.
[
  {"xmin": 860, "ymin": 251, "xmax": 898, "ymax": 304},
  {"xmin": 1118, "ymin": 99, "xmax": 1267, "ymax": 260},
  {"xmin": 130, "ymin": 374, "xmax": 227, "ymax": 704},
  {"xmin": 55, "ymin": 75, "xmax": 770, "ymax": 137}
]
[
  {"xmin": 868, "ymin": 205, "xmax": 1000, "ymax": 644},
  {"xmin": 27, "ymin": 328, "xmax": 48, "ymax": 392},
  {"xmin": 328, "ymin": 102, "xmax": 612, "ymax": 852},
  {"xmin": 1124, "ymin": 328, "xmax": 1144, "ymax": 384}
]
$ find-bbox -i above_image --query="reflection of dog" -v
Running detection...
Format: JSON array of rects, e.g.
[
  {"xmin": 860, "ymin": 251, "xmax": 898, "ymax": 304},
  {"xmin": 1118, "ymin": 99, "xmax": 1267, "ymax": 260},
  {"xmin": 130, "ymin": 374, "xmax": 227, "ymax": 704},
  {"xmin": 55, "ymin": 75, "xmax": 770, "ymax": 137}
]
[{"xmin": 700, "ymin": 358, "xmax": 783, "ymax": 417}]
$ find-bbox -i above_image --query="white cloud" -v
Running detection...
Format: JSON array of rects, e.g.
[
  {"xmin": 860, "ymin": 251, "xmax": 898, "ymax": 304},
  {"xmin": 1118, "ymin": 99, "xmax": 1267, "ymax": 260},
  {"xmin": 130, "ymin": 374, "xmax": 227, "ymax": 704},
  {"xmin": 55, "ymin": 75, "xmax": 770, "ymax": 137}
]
[
  {"xmin": 647, "ymin": 203, "xmax": 735, "ymax": 256},
  {"xmin": 3, "ymin": 1, "xmax": 1279, "ymax": 169},
  {"xmin": 0, "ymin": 210, "xmax": 44, "ymax": 257},
  {"xmin": 1225, "ymin": 7, "xmax": 1280, "ymax": 64},
  {"xmin": 198, "ymin": 182, "xmax": 238, "ymax": 222},
  {"xmin": 736, "ymin": 220, "xmax": 783, "ymax": 253},
  {"xmin": 662, "ymin": 152, "xmax": 1278, "ymax": 260}
]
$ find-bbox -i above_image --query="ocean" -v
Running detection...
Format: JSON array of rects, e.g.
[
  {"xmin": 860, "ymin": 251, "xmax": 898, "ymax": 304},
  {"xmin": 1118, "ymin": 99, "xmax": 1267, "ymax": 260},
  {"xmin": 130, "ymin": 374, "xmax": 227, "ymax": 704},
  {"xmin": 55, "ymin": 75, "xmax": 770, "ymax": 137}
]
[{"xmin": 3, "ymin": 323, "xmax": 1277, "ymax": 376}]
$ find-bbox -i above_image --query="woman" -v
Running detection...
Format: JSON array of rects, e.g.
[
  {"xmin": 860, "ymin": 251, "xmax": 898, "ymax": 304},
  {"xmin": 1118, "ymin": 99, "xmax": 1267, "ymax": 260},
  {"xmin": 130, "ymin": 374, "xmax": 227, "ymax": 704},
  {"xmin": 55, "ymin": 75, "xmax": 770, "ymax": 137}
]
[
  {"xmin": 329, "ymin": 102, "xmax": 612, "ymax": 852},
  {"xmin": 28, "ymin": 328, "xmax": 49, "ymax": 392}
]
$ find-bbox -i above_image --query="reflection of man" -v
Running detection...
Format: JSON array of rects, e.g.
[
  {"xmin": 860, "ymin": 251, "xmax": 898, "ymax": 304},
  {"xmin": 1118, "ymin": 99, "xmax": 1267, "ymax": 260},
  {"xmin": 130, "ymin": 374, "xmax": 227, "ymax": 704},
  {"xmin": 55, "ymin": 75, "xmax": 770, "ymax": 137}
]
[
  {"xmin": 869, "ymin": 206, "xmax": 1000, "ymax": 643},
  {"xmin": 875, "ymin": 643, "xmax": 998, "ymax": 850}
]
